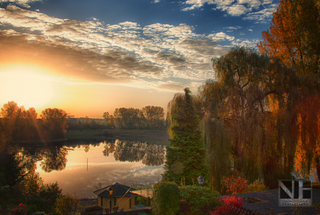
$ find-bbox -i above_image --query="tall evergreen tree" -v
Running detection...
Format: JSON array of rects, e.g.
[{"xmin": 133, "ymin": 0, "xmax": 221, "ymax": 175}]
[{"xmin": 163, "ymin": 88, "xmax": 209, "ymax": 186}]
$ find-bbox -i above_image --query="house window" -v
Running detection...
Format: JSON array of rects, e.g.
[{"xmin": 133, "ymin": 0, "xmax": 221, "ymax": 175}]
[{"xmin": 114, "ymin": 197, "xmax": 116, "ymax": 206}]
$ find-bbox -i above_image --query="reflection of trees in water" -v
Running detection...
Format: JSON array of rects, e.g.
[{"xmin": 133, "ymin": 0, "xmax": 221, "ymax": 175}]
[
  {"xmin": 110, "ymin": 140, "xmax": 165, "ymax": 166},
  {"xmin": 14, "ymin": 145, "xmax": 69, "ymax": 173},
  {"xmin": 142, "ymin": 145, "xmax": 165, "ymax": 166},
  {"xmin": 102, "ymin": 141, "xmax": 116, "ymax": 156},
  {"xmin": 84, "ymin": 145, "xmax": 90, "ymax": 152},
  {"xmin": 17, "ymin": 147, "xmax": 42, "ymax": 171},
  {"xmin": 40, "ymin": 146, "xmax": 68, "ymax": 172},
  {"xmin": 114, "ymin": 141, "xmax": 147, "ymax": 162},
  {"xmin": 15, "ymin": 139, "xmax": 165, "ymax": 174}
]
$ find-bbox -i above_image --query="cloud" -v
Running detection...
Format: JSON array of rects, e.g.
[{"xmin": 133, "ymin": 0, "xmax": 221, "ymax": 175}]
[
  {"xmin": 223, "ymin": 26, "xmax": 242, "ymax": 32},
  {"xmin": 153, "ymin": 0, "xmax": 160, "ymax": 3},
  {"xmin": 231, "ymin": 38, "xmax": 260, "ymax": 47},
  {"xmin": 0, "ymin": 0, "xmax": 41, "ymax": 8},
  {"xmin": 208, "ymin": 32, "xmax": 235, "ymax": 42},
  {"xmin": 243, "ymin": 3, "xmax": 278, "ymax": 23},
  {"xmin": 182, "ymin": 0, "xmax": 215, "ymax": 11},
  {"xmin": 182, "ymin": 0, "xmax": 278, "ymax": 23},
  {"xmin": 226, "ymin": 4, "xmax": 249, "ymax": 16},
  {"xmin": 238, "ymin": 0, "xmax": 261, "ymax": 9},
  {"xmin": 0, "ymin": 5, "xmax": 230, "ymax": 92}
]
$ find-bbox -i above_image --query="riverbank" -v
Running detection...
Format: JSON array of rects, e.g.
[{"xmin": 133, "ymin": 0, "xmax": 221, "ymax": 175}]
[{"xmin": 65, "ymin": 128, "xmax": 169, "ymax": 145}]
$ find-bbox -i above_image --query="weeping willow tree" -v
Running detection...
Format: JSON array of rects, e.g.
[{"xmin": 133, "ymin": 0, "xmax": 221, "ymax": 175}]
[
  {"xmin": 294, "ymin": 93, "xmax": 320, "ymax": 182},
  {"xmin": 163, "ymin": 88, "xmax": 209, "ymax": 186},
  {"xmin": 258, "ymin": 0, "xmax": 320, "ymax": 182},
  {"xmin": 200, "ymin": 47, "xmax": 301, "ymax": 189},
  {"xmin": 201, "ymin": 114, "xmax": 231, "ymax": 191}
]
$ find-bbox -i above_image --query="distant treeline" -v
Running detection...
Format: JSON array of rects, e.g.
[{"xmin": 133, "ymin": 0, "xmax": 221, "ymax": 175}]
[
  {"xmin": 67, "ymin": 117, "xmax": 106, "ymax": 130},
  {"xmin": 0, "ymin": 102, "xmax": 166, "ymax": 146},
  {"xmin": 0, "ymin": 101, "xmax": 68, "ymax": 144},
  {"xmin": 67, "ymin": 106, "xmax": 166, "ymax": 130}
]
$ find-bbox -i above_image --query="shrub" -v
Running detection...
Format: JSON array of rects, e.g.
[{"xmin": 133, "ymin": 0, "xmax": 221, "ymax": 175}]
[
  {"xmin": 84, "ymin": 205, "xmax": 103, "ymax": 212},
  {"xmin": 152, "ymin": 181, "xmax": 180, "ymax": 215},
  {"xmin": 245, "ymin": 179, "xmax": 268, "ymax": 193},
  {"xmin": 210, "ymin": 196, "xmax": 243, "ymax": 215},
  {"xmin": 180, "ymin": 186, "xmax": 221, "ymax": 215},
  {"xmin": 26, "ymin": 182, "xmax": 62, "ymax": 214},
  {"xmin": 10, "ymin": 203, "xmax": 28, "ymax": 215},
  {"xmin": 55, "ymin": 195, "xmax": 80, "ymax": 215},
  {"xmin": 221, "ymin": 172, "xmax": 248, "ymax": 195}
]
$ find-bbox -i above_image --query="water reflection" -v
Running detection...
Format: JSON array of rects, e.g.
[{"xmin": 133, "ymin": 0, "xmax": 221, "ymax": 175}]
[
  {"xmin": 109, "ymin": 140, "xmax": 165, "ymax": 166},
  {"xmin": 142, "ymin": 145, "xmax": 165, "ymax": 166},
  {"xmin": 40, "ymin": 146, "xmax": 68, "ymax": 172},
  {"xmin": 18, "ymin": 139, "xmax": 165, "ymax": 174},
  {"xmin": 102, "ymin": 142, "xmax": 116, "ymax": 156},
  {"xmin": 15, "ymin": 140, "xmax": 166, "ymax": 197}
]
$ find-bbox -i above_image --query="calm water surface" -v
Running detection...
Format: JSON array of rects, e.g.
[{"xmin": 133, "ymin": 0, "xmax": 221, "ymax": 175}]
[{"xmin": 29, "ymin": 139, "xmax": 166, "ymax": 198}]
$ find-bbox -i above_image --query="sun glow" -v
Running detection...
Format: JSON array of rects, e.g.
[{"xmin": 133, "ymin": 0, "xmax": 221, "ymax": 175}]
[{"xmin": 0, "ymin": 65, "xmax": 55, "ymax": 109}]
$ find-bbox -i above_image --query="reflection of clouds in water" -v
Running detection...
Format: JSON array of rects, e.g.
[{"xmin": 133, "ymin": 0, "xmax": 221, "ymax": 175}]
[
  {"xmin": 39, "ymin": 162, "xmax": 164, "ymax": 198},
  {"xmin": 131, "ymin": 166, "xmax": 165, "ymax": 179}
]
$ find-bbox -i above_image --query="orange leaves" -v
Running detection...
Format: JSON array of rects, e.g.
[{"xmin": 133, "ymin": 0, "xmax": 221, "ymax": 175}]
[{"xmin": 258, "ymin": 0, "xmax": 320, "ymax": 78}]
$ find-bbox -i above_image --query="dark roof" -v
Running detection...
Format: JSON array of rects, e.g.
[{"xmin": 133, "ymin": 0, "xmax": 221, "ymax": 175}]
[
  {"xmin": 93, "ymin": 182, "xmax": 140, "ymax": 198},
  {"xmin": 133, "ymin": 204, "xmax": 146, "ymax": 209}
]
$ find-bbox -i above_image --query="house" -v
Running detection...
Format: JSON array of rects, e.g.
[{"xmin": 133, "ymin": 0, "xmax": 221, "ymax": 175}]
[{"xmin": 93, "ymin": 182, "xmax": 140, "ymax": 211}]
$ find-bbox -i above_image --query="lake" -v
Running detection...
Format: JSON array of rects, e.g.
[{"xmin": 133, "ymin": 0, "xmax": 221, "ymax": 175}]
[{"xmin": 20, "ymin": 138, "xmax": 167, "ymax": 198}]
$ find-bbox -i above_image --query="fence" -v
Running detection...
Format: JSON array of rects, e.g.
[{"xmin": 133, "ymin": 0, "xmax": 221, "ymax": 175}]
[{"xmin": 230, "ymin": 206, "xmax": 264, "ymax": 215}]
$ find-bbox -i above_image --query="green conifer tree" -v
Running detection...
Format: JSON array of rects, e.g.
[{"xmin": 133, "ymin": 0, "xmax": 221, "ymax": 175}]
[{"xmin": 163, "ymin": 88, "xmax": 209, "ymax": 186}]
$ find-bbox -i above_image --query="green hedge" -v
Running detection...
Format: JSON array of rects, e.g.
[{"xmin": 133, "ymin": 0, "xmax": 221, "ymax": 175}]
[
  {"xmin": 152, "ymin": 181, "xmax": 180, "ymax": 215},
  {"xmin": 180, "ymin": 186, "xmax": 221, "ymax": 215}
]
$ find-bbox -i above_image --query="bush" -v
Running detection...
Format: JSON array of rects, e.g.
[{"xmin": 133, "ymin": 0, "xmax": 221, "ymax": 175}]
[
  {"xmin": 221, "ymin": 172, "xmax": 248, "ymax": 195},
  {"xmin": 210, "ymin": 196, "xmax": 243, "ymax": 215},
  {"xmin": 26, "ymin": 182, "xmax": 62, "ymax": 214},
  {"xmin": 245, "ymin": 179, "xmax": 268, "ymax": 193},
  {"xmin": 152, "ymin": 181, "xmax": 180, "ymax": 215},
  {"xmin": 180, "ymin": 186, "xmax": 221, "ymax": 215},
  {"xmin": 55, "ymin": 195, "xmax": 80, "ymax": 215},
  {"xmin": 84, "ymin": 205, "xmax": 103, "ymax": 212},
  {"xmin": 10, "ymin": 203, "xmax": 28, "ymax": 215}
]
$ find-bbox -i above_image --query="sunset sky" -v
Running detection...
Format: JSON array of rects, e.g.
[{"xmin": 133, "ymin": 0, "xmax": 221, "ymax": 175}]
[{"xmin": 0, "ymin": 0, "xmax": 280, "ymax": 118}]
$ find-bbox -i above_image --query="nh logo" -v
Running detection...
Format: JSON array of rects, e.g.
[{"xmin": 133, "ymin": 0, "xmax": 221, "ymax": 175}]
[{"xmin": 278, "ymin": 179, "xmax": 312, "ymax": 207}]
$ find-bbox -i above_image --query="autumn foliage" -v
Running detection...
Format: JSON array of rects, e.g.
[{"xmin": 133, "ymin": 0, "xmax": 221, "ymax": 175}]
[
  {"xmin": 258, "ymin": 0, "xmax": 320, "ymax": 78},
  {"xmin": 222, "ymin": 173, "xmax": 248, "ymax": 195},
  {"xmin": 210, "ymin": 196, "xmax": 243, "ymax": 215},
  {"xmin": 10, "ymin": 203, "xmax": 28, "ymax": 215},
  {"xmin": 294, "ymin": 95, "xmax": 320, "ymax": 180}
]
